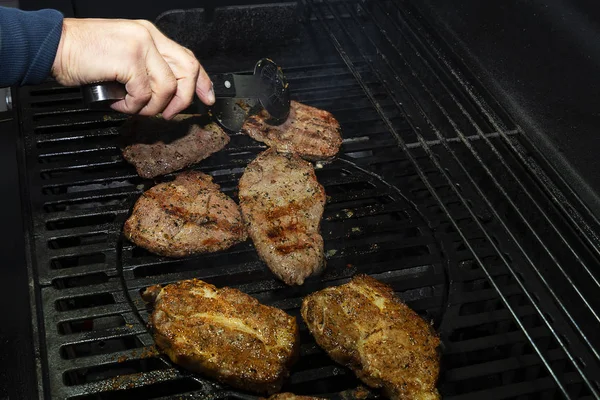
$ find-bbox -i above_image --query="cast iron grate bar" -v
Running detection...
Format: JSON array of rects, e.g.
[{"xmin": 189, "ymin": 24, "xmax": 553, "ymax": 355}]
[{"xmin": 307, "ymin": 0, "xmax": 599, "ymax": 397}]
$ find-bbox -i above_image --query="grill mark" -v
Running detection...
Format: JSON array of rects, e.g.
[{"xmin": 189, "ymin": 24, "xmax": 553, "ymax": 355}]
[
  {"xmin": 144, "ymin": 188, "xmax": 210, "ymax": 225},
  {"xmin": 265, "ymin": 196, "xmax": 317, "ymax": 220},
  {"xmin": 241, "ymin": 101, "xmax": 341, "ymax": 159},
  {"xmin": 140, "ymin": 178, "xmax": 246, "ymax": 238},
  {"xmin": 275, "ymin": 241, "xmax": 313, "ymax": 254}
]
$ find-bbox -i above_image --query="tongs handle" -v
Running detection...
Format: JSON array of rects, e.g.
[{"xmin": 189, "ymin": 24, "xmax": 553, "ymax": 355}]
[
  {"xmin": 82, "ymin": 74, "xmax": 254, "ymax": 107},
  {"xmin": 81, "ymin": 58, "xmax": 290, "ymax": 122}
]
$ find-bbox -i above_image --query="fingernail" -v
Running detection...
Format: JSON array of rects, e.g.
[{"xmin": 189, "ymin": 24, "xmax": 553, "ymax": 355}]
[{"xmin": 207, "ymin": 85, "xmax": 215, "ymax": 105}]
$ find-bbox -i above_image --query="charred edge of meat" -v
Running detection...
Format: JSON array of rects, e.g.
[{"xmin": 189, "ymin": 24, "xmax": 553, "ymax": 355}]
[{"xmin": 141, "ymin": 284, "xmax": 163, "ymax": 304}]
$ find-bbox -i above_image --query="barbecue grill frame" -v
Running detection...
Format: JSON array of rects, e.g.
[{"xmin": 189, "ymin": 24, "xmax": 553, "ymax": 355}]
[{"xmin": 8, "ymin": 1, "xmax": 600, "ymax": 399}]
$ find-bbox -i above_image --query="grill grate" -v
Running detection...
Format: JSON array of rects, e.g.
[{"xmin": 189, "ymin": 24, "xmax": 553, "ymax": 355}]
[{"xmin": 13, "ymin": 1, "xmax": 600, "ymax": 399}]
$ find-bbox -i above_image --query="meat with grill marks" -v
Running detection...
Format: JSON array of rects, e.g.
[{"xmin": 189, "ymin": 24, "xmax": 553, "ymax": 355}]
[
  {"xmin": 241, "ymin": 101, "xmax": 342, "ymax": 161},
  {"xmin": 238, "ymin": 148, "xmax": 326, "ymax": 285},
  {"xmin": 123, "ymin": 170, "xmax": 247, "ymax": 257},
  {"xmin": 142, "ymin": 278, "xmax": 300, "ymax": 394},
  {"xmin": 120, "ymin": 114, "xmax": 229, "ymax": 179},
  {"xmin": 301, "ymin": 275, "xmax": 441, "ymax": 400}
]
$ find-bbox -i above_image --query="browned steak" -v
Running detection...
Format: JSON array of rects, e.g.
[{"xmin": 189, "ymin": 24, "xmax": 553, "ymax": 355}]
[
  {"xmin": 123, "ymin": 170, "xmax": 247, "ymax": 257},
  {"xmin": 120, "ymin": 114, "xmax": 229, "ymax": 179},
  {"xmin": 241, "ymin": 101, "xmax": 342, "ymax": 161},
  {"xmin": 238, "ymin": 149, "xmax": 326, "ymax": 285},
  {"xmin": 142, "ymin": 278, "xmax": 300, "ymax": 394},
  {"xmin": 301, "ymin": 275, "xmax": 441, "ymax": 400}
]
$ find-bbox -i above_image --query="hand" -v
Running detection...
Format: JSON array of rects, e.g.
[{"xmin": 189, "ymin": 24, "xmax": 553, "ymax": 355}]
[{"xmin": 51, "ymin": 18, "xmax": 214, "ymax": 120}]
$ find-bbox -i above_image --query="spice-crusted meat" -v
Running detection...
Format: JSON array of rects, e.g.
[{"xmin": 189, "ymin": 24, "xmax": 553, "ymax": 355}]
[
  {"xmin": 241, "ymin": 101, "xmax": 342, "ymax": 161},
  {"xmin": 238, "ymin": 149, "xmax": 326, "ymax": 285},
  {"xmin": 120, "ymin": 114, "xmax": 229, "ymax": 179},
  {"xmin": 301, "ymin": 275, "xmax": 441, "ymax": 400},
  {"xmin": 123, "ymin": 170, "xmax": 247, "ymax": 257},
  {"xmin": 264, "ymin": 394, "xmax": 324, "ymax": 400},
  {"xmin": 142, "ymin": 278, "xmax": 300, "ymax": 394}
]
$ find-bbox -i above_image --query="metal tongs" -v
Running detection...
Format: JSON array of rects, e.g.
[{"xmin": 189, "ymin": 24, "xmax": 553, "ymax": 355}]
[{"xmin": 81, "ymin": 58, "xmax": 291, "ymax": 132}]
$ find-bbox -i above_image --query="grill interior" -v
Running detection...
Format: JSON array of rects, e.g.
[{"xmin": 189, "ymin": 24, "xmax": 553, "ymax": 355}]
[{"xmin": 14, "ymin": 0, "xmax": 600, "ymax": 399}]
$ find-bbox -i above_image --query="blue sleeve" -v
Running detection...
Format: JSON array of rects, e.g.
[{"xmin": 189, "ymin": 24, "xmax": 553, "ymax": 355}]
[{"xmin": 0, "ymin": 7, "xmax": 64, "ymax": 87}]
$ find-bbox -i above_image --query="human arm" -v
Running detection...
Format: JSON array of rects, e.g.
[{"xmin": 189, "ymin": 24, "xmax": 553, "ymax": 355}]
[{"xmin": 0, "ymin": 7, "xmax": 214, "ymax": 119}]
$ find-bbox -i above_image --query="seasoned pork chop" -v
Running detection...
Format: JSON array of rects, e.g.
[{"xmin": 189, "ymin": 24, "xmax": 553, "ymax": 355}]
[
  {"xmin": 264, "ymin": 394, "xmax": 324, "ymax": 400},
  {"xmin": 120, "ymin": 114, "xmax": 229, "ymax": 179},
  {"xmin": 238, "ymin": 149, "xmax": 326, "ymax": 285},
  {"xmin": 241, "ymin": 101, "xmax": 342, "ymax": 161},
  {"xmin": 124, "ymin": 170, "xmax": 246, "ymax": 257},
  {"xmin": 142, "ymin": 278, "xmax": 300, "ymax": 394},
  {"xmin": 301, "ymin": 275, "xmax": 441, "ymax": 400}
]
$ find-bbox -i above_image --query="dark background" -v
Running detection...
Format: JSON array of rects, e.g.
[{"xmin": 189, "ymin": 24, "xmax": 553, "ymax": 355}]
[{"xmin": 5, "ymin": 0, "xmax": 600, "ymax": 398}]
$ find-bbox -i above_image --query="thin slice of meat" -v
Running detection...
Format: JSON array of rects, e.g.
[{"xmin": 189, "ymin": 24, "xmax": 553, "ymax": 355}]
[
  {"xmin": 142, "ymin": 278, "xmax": 300, "ymax": 394},
  {"xmin": 238, "ymin": 149, "xmax": 326, "ymax": 285},
  {"xmin": 241, "ymin": 101, "xmax": 342, "ymax": 161},
  {"xmin": 123, "ymin": 170, "xmax": 247, "ymax": 257},
  {"xmin": 301, "ymin": 275, "xmax": 441, "ymax": 400},
  {"xmin": 120, "ymin": 114, "xmax": 229, "ymax": 179}
]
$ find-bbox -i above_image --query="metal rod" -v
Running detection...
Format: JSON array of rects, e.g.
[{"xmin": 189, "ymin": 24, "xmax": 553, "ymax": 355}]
[
  {"xmin": 386, "ymin": 1, "xmax": 600, "ymax": 267},
  {"xmin": 359, "ymin": 0, "xmax": 600, "ymax": 360},
  {"xmin": 334, "ymin": 1, "xmax": 599, "ymax": 395},
  {"xmin": 307, "ymin": 1, "xmax": 573, "ymax": 397}
]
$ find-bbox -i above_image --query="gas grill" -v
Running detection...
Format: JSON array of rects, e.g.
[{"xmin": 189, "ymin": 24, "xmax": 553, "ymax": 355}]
[{"xmin": 4, "ymin": 0, "xmax": 600, "ymax": 399}]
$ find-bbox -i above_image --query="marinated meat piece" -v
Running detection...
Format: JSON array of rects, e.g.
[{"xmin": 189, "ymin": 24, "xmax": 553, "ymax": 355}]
[
  {"xmin": 124, "ymin": 170, "xmax": 246, "ymax": 257},
  {"xmin": 262, "ymin": 386, "xmax": 371, "ymax": 400},
  {"xmin": 120, "ymin": 114, "xmax": 229, "ymax": 179},
  {"xmin": 238, "ymin": 149, "xmax": 326, "ymax": 285},
  {"xmin": 264, "ymin": 394, "xmax": 324, "ymax": 400},
  {"xmin": 142, "ymin": 278, "xmax": 300, "ymax": 394},
  {"xmin": 301, "ymin": 275, "xmax": 441, "ymax": 400},
  {"xmin": 241, "ymin": 101, "xmax": 342, "ymax": 161}
]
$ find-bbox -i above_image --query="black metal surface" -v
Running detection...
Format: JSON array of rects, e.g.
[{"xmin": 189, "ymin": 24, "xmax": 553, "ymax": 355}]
[
  {"xmin": 0, "ymin": 113, "xmax": 38, "ymax": 400},
  {"xmin": 11, "ymin": 1, "xmax": 600, "ymax": 399},
  {"xmin": 413, "ymin": 0, "xmax": 600, "ymax": 225}
]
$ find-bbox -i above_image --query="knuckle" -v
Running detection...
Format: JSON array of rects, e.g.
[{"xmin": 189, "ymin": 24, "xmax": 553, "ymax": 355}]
[
  {"xmin": 135, "ymin": 19, "xmax": 153, "ymax": 29},
  {"xmin": 140, "ymin": 89, "xmax": 153, "ymax": 103},
  {"xmin": 129, "ymin": 24, "xmax": 152, "ymax": 42},
  {"xmin": 188, "ymin": 58, "xmax": 201, "ymax": 74},
  {"xmin": 166, "ymin": 76, "xmax": 178, "ymax": 94},
  {"xmin": 156, "ymin": 76, "xmax": 177, "ymax": 100}
]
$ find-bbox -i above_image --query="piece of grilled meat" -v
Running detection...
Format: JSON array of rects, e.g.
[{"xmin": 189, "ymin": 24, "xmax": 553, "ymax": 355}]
[
  {"xmin": 238, "ymin": 149, "xmax": 326, "ymax": 285},
  {"xmin": 301, "ymin": 275, "xmax": 441, "ymax": 400},
  {"xmin": 241, "ymin": 101, "xmax": 342, "ymax": 161},
  {"xmin": 120, "ymin": 114, "xmax": 229, "ymax": 179},
  {"xmin": 142, "ymin": 278, "xmax": 300, "ymax": 394},
  {"xmin": 264, "ymin": 394, "xmax": 324, "ymax": 400},
  {"xmin": 124, "ymin": 170, "xmax": 246, "ymax": 257}
]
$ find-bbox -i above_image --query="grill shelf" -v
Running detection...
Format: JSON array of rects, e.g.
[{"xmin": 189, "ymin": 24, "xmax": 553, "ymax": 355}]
[{"xmin": 13, "ymin": 0, "xmax": 600, "ymax": 399}]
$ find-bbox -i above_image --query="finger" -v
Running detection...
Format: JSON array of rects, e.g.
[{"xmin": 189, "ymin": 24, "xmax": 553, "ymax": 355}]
[
  {"xmin": 110, "ymin": 67, "xmax": 152, "ymax": 115},
  {"xmin": 195, "ymin": 63, "xmax": 215, "ymax": 106},
  {"xmin": 138, "ymin": 46, "xmax": 178, "ymax": 116},
  {"xmin": 161, "ymin": 59, "xmax": 200, "ymax": 120},
  {"xmin": 136, "ymin": 21, "xmax": 215, "ymax": 106}
]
